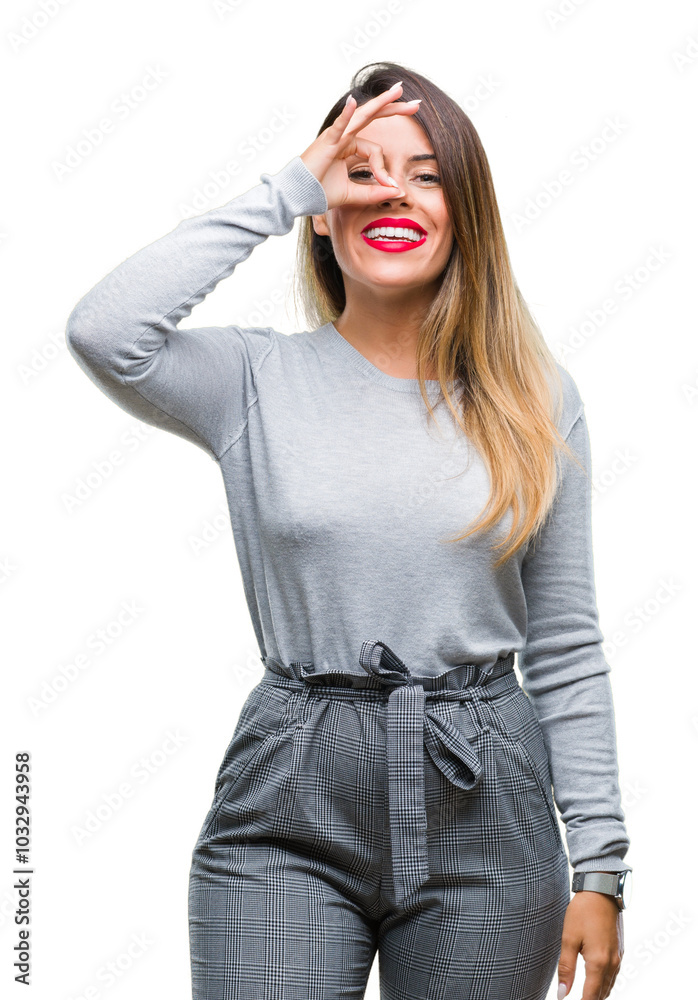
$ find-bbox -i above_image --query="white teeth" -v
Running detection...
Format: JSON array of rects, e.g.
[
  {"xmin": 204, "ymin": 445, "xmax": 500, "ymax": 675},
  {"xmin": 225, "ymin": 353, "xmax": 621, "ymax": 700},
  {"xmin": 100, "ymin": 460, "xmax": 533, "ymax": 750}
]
[{"xmin": 364, "ymin": 226, "xmax": 424, "ymax": 241}]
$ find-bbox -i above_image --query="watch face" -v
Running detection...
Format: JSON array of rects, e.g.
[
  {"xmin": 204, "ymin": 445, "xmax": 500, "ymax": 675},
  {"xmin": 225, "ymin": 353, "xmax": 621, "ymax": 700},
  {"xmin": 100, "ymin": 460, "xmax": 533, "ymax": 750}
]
[{"xmin": 620, "ymin": 870, "xmax": 633, "ymax": 907}]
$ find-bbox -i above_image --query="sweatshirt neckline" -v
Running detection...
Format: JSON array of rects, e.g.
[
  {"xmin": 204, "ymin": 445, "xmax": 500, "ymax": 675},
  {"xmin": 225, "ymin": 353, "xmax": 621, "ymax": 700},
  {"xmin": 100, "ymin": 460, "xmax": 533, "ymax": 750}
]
[{"xmin": 323, "ymin": 321, "xmax": 443, "ymax": 395}]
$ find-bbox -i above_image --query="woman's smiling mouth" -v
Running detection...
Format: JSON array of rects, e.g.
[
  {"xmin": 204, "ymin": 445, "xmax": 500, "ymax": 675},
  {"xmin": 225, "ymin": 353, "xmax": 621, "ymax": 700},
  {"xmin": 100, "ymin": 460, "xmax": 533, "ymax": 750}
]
[{"xmin": 360, "ymin": 216, "xmax": 427, "ymax": 253}]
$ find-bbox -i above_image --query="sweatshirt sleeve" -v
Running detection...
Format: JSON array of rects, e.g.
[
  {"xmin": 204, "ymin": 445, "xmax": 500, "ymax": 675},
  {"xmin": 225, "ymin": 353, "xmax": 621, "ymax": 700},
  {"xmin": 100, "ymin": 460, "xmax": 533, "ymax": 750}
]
[
  {"xmin": 64, "ymin": 155, "xmax": 329, "ymax": 462},
  {"xmin": 519, "ymin": 402, "xmax": 633, "ymax": 874}
]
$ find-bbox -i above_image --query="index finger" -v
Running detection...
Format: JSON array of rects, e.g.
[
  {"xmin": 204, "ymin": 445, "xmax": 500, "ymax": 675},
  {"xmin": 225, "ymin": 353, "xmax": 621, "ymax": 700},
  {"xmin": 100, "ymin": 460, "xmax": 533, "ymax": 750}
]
[
  {"xmin": 580, "ymin": 965, "xmax": 607, "ymax": 1000},
  {"xmin": 343, "ymin": 84, "xmax": 420, "ymax": 136}
]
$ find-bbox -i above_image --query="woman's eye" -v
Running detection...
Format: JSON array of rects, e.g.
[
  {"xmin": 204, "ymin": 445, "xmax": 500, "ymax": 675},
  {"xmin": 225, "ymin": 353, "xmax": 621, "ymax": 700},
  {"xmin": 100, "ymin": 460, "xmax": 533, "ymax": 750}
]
[{"xmin": 348, "ymin": 169, "xmax": 441, "ymax": 183}]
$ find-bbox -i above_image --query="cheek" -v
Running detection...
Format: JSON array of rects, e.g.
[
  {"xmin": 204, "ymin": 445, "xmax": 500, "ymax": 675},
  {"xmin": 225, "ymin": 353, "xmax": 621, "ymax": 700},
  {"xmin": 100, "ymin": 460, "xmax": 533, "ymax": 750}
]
[
  {"xmin": 439, "ymin": 218, "xmax": 455, "ymax": 251},
  {"xmin": 329, "ymin": 212, "xmax": 360, "ymax": 245}
]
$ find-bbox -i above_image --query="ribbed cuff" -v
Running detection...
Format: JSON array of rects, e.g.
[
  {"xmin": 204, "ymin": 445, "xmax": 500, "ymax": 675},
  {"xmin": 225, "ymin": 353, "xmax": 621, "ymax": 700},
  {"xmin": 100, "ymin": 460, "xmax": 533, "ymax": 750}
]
[
  {"xmin": 573, "ymin": 854, "xmax": 633, "ymax": 873},
  {"xmin": 264, "ymin": 155, "xmax": 328, "ymax": 218}
]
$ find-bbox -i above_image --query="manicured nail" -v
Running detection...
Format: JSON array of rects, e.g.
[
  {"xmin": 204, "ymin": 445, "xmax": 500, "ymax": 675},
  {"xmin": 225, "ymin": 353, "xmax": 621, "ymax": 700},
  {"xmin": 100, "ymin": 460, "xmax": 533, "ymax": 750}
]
[
  {"xmin": 389, "ymin": 81, "xmax": 403, "ymax": 91},
  {"xmin": 557, "ymin": 983, "xmax": 568, "ymax": 1000},
  {"xmin": 405, "ymin": 99, "xmax": 422, "ymax": 105},
  {"xmin": 387, "ymin": 176, "xmax": 399, "ymax": 187}
]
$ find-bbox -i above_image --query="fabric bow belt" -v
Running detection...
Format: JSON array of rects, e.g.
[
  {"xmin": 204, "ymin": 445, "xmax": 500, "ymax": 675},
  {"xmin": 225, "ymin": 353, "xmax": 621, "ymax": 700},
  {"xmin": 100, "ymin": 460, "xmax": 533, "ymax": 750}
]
[{"xmin": 279, "ymin": 639, "xmax": 517, "ymax": 908}]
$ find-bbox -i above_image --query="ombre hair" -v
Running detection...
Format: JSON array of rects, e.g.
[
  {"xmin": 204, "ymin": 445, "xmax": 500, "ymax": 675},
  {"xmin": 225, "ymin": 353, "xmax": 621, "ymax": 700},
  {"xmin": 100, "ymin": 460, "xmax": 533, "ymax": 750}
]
[{"xmin": 292, "ymin": 60, "xmax": 584, "ymax": 568}]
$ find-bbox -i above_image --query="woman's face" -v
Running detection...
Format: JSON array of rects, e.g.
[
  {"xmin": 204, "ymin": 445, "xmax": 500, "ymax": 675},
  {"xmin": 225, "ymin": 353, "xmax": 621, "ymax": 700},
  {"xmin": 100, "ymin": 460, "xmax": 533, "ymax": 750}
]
[{"xmin": 312, "ymin": 113, "xmax": 454, "ymax": 300}]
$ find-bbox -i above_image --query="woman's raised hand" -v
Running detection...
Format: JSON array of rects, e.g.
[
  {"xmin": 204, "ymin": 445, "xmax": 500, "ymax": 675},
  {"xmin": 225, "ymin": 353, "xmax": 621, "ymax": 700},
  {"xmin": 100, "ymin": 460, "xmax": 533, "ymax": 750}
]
[{"xmin": 299, "ymin": 82, "xmax": 421, "ymax": 210}]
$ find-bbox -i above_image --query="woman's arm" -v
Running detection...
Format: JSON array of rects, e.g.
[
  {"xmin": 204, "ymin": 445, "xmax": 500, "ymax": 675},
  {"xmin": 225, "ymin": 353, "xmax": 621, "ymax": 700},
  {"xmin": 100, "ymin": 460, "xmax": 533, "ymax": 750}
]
[
  {"xmin": 64, "ymin": 156, "xmax": 328, "ymax": 462},
  {"xmin": 519, "ymin": 403, "xmax": 632, "ymax": 874}
]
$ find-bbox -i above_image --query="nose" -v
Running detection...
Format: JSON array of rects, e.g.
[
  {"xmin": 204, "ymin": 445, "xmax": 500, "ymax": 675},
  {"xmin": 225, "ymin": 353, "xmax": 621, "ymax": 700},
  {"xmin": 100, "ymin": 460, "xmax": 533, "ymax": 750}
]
[
  {"xmin": 378, "ymin": 190, "xmax": 411, "ymax": 207},
  {"xmin": 377, "ymin": 172, "xmax": 409, "ymax": 205}
]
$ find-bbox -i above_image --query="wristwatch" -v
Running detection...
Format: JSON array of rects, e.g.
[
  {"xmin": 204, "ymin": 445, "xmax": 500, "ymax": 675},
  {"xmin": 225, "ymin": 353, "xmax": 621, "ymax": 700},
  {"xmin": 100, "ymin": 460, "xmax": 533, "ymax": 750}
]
[{"xmin": 572, "ymin": 870, "xmax": 632, "ymax": 910}]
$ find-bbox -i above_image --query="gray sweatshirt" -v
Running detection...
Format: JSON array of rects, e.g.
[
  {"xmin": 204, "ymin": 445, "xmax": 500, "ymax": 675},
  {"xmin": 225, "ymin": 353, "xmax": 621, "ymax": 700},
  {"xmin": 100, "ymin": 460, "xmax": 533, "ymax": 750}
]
[{"xmin": 65, "ymin": 154, "xmax": 632, "ymax": 875}]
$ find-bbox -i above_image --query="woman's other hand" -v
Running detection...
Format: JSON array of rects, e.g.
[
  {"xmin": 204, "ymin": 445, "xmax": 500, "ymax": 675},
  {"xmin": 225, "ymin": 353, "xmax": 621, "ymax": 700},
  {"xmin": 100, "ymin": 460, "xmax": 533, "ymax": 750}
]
[{"xmin": 557, "ymin": 889, "xmax": 624, "ymax": 1000}]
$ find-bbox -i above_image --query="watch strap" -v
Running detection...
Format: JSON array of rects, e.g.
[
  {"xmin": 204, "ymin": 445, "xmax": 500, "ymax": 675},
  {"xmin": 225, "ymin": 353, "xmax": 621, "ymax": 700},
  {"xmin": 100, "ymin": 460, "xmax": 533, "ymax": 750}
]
[{"xmin": 572, "ymin": 871, "xmax": 620, "ymax": 896}]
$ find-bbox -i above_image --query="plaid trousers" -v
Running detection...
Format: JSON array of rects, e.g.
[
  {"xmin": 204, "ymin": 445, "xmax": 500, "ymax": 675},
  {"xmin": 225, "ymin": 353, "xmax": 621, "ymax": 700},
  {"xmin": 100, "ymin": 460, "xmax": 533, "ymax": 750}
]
[{"xmin": 188, "ymin": 640, "xmax": 570, "ymax": 999}]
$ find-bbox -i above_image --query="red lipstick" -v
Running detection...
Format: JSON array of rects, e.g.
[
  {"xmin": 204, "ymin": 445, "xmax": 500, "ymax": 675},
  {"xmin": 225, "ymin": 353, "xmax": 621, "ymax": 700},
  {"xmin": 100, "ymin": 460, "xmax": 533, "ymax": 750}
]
[{"xmin": 361, "ymin": 217, "xmax": 427, "ymax": 253}]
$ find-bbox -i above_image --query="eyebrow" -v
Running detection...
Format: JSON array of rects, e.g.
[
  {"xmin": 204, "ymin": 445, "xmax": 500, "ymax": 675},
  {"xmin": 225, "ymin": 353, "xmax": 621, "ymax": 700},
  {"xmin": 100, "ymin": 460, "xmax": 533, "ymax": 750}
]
[{"xmin": 349, "ymin": 152, "xmax": 437, "ymax": 165}]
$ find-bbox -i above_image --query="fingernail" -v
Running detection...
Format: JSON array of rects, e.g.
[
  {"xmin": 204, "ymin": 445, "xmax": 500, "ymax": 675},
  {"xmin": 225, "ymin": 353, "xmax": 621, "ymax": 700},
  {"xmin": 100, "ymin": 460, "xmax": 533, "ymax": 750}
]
[
  {"xmin": 387, "ymin": 176, "xmax": 400, "ymax": 187},
  {"xmin": 557, "ymin": 983, "xmax": 568, "ymax": 1000},
  {"xmin": 389, "ymin": 81, "xmax": 403, "ymax": 91},
  {"xmin": 405, "ymin": 99, "xmax": 422, "ymax": 105}
]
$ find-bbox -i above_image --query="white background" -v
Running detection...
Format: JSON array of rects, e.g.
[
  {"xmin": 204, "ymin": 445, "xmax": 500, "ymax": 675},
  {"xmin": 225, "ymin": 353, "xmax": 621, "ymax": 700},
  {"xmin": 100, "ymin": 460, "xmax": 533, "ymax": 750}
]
[{"xmin": 2, "ymin": 0, "xmax": 696, "ymax": 997}]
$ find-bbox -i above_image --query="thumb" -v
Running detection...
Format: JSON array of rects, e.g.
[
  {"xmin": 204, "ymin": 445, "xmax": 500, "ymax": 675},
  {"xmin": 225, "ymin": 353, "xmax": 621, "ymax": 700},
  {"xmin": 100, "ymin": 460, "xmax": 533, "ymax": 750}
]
[{"xmin": 557, "ymin": 947, "xmax": 578, "ymax": 999}]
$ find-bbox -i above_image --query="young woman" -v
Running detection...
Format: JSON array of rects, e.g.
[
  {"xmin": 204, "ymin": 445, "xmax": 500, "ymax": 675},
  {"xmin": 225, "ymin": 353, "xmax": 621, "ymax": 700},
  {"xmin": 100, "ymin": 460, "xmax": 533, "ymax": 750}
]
[{"xmin": 66, "ymin": 61, "xmax": 632, "ymax": 1000}]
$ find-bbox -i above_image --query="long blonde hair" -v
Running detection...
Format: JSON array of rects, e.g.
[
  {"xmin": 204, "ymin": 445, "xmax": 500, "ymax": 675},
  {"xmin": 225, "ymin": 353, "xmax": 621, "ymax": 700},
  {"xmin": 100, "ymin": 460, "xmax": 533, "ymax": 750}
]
[{"xmin": 292, "ymin": 61, "xmax": 584, "ymax": 569}]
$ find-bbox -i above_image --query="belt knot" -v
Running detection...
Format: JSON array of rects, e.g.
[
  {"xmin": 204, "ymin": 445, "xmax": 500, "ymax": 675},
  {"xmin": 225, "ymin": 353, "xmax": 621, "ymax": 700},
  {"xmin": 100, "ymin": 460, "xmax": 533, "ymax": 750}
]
[{"xmin": 358, "ymin": 638, "xmax": 411, "ymax": 686}]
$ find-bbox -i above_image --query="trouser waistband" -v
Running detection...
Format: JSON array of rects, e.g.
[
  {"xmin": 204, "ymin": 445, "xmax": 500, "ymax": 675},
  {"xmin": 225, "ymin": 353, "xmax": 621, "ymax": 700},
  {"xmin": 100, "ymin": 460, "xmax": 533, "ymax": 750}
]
[{"xmin": 261, "ymin": 639, "xmax": 516, "ymax": 699}]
